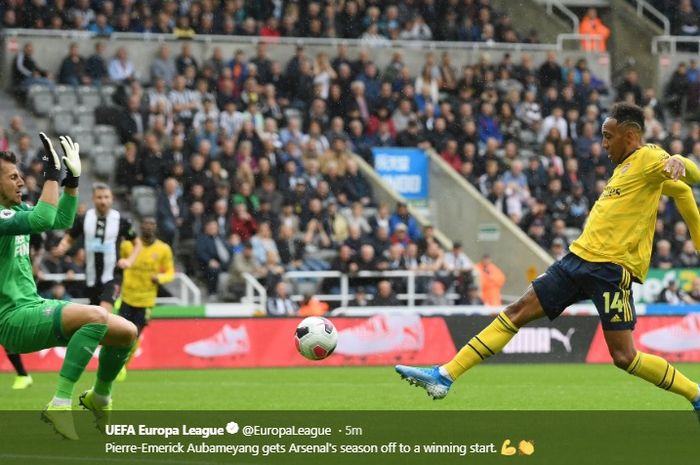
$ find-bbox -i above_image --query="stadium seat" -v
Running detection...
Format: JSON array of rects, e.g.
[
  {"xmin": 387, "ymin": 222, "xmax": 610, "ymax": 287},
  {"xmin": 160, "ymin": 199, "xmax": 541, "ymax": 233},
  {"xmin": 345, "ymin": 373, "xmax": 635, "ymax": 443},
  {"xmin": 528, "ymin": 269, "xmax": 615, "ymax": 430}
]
[
  {"xmin": 54, "ymin": 86, "xmax": 78, "ymax": 108},
  {"xmin": 93, "ymin": 125, "xmax": 121, "ymax": 149},
  {"xmin": 74, "ymin": 106, "xmax": 96, "ymax": 128},
  {"xmin": 50, "ymin": 107, "xmax": 74, "ymax": 134},
  {"xmin": 77, "ymin": 86, "xmax": 102, "ymax": 110},
  {"xmin": 99, "ymin": 85, "xmax": 117, "ymax": 105},
  {"xmin": 92, "ymin": 149, "xmax": 117, "ymax": 180},
  {"xmin": 28, "ymin": 86, "xmax": 54, "ymax": 116},
  {"xmin": 70, "ymin": 126, "xmax": 95, "ymax": 155},
  {"xmin": 131, "ymin": 186, "xmax": 157, "ymax": 217}
]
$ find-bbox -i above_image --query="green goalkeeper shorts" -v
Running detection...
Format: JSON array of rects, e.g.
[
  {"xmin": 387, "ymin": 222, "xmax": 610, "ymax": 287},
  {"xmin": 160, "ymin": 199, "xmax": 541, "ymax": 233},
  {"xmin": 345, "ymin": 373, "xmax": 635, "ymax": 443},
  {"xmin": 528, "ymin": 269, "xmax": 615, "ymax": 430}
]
[{"xmin": 0, "ymin": 299, "xmax": 70, "ymax": 353}]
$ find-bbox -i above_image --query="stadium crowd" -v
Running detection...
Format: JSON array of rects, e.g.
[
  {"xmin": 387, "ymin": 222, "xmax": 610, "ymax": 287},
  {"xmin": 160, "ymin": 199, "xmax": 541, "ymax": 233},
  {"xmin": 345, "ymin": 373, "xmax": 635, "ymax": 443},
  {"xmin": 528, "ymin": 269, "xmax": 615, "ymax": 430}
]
[
  {"xmin": 3, "ymin": 1, "xmax": 700, "ymax": 308},
  {"xmin": 0, "ymin": 0, "xmax": 538, "ymax": 44}
]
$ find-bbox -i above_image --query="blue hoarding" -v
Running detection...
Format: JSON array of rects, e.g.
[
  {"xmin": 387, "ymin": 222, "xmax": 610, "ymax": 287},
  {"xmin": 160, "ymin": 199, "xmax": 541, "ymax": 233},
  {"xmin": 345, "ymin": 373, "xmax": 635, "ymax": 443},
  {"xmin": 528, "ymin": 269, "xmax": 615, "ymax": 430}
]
[{"xmin": 372, "ymin": 147, "xmax": 429, "ymax": 200}]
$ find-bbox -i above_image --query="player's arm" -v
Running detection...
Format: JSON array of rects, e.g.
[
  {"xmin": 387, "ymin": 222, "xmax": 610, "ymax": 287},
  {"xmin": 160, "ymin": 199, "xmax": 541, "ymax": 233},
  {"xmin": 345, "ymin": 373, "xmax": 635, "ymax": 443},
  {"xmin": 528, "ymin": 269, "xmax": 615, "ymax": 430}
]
[
  {"xmin": 52, "ymin": 191, "xmax": 79, "ymax": 230},
  {"xmin": 0, "ymin": 133, "xmax": 67, "ymax": 235},
  {"xmin": 117, "ymin": 219, "xmax": 142, "ymax": 269},
  {"xmin": 666, "ymin": 155, "xmax": 700, "ymax": 185},
  {"xmin": 55, "ymin": 214, "xmax": 82, "ymax": 255},
  {"xmin": 0, "ymin": 201, "xmax": 56, "ymax": 236},
  {"xmin": 154, "ymin": 245, "xmax": 175, "ymax": 284},
  {"xmin": 662, "ymin": 181, "xmax": 700, "ymax": 250},
  {"xmin": 52, "ymin": 135, "xmax": 81, "ymax": 229}
]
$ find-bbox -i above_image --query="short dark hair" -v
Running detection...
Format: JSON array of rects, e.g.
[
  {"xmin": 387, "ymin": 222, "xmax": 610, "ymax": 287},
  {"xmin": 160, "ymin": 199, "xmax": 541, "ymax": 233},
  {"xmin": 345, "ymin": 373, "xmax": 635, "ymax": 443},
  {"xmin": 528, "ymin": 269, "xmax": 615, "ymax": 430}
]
[
  {"xmin": 610, "ymin": 102, "xmax": 644, "ymax": 132},
  {"xmin": 0, "ymin": 151, "xmax": 17, "ymax": 165}
]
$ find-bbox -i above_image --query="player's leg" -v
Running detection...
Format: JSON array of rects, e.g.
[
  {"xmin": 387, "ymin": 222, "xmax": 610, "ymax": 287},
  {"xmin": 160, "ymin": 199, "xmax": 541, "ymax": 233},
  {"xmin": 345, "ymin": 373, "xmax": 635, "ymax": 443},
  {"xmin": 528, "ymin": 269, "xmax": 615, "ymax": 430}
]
[
  {"xmin": 604, "ymin": 330, "xmax": 700, "ymax": 407},
  {"xmin": 395, "ymin": 286, "xmax": 545, "ymax": 399},
  {"xmin": 5, "ymin": 349, "xmax": 32, "ymax": 389},
  {"xmin": 98, "ymin": 280, "xmax": 120, "ymax": 313},
  {"xmin": 442, "ymin": 285, "xmax": 545, "ymax": 378},
  {"xmin": 587, "ymin": 262, "xmax": 700, "ymax": 408},
  {"xmin": 396, "ymin": 254, "xmax": 583, "ymax": 399},
  {"xmin": 114, "ymin": 301, "xmax": 148, "ymax": 382},
  {"xmin": 40, "ymin": 302, "xmax": 114, "ymax": 439},
  {"xmin": 70, "ymin": 307, "xmax": 136, "ymax": 432},
  {"xmin": 49, "ymin": 303, "xmax": 112, "ymax": 408}
]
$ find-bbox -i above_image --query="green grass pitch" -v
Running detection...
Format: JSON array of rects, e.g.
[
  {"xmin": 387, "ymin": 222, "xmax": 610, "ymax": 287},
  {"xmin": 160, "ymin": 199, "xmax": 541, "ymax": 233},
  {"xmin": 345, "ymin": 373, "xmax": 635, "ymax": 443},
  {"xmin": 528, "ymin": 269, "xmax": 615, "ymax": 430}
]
[{"xmin": 1, "ymin": 364, "xmax": 699, "ymax": 410}]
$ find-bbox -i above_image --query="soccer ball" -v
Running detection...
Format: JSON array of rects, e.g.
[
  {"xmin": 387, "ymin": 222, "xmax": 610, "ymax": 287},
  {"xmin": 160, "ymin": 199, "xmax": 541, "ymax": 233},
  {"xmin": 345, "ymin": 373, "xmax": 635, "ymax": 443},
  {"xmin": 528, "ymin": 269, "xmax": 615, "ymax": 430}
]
[{"xmin": 295, "ymin": 317, "xmax": 338, "ymax": 360}]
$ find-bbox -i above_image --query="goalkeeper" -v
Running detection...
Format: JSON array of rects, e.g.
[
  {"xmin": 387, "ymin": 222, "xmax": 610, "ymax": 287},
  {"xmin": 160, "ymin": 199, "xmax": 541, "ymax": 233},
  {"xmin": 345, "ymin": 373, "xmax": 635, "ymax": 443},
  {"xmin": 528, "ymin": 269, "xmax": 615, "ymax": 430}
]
[{"xmin": 0, "ymin": 134, "xmax": 136, "ymax": 440}]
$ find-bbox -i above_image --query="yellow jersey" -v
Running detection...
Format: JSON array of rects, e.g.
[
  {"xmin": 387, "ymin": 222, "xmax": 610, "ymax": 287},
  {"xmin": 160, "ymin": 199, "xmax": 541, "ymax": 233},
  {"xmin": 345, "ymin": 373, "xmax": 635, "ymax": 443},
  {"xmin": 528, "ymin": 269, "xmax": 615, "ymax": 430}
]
[
  {"xmin": 570, "ymin": 145, "xmax": 699, "ymax": 282},
  {"xmin": 120, "ymin": 239, "xmax": 175, "ymax": 308}
]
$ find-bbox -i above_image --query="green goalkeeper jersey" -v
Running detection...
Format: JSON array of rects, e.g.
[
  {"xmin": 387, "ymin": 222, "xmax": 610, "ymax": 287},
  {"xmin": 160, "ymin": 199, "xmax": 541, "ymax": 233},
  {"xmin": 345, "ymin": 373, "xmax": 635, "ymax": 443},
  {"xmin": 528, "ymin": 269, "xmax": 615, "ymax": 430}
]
[{"xmin": 0, "ymin": 194, "xmax": 78, "ymax": 321}]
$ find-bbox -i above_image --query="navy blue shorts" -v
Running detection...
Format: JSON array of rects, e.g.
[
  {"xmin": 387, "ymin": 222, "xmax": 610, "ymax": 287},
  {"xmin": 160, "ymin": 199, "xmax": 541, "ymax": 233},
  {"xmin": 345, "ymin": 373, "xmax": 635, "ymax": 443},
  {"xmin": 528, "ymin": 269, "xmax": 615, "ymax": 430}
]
[{"xmin": 532, "ymin": 253, "xmax": 636, "ymax": 330}]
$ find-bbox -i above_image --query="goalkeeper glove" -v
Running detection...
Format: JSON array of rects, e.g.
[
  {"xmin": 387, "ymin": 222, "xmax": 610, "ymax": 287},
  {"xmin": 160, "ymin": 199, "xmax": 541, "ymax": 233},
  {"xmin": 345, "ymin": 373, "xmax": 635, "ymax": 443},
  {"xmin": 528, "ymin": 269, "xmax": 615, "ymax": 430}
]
[
  {"xmin": 39, "ymin": 132, "xmax": 62, "ymax": 182},
  {"xmin": 59, "ymin": 135, "xmax": 81, "ymax": 188}
]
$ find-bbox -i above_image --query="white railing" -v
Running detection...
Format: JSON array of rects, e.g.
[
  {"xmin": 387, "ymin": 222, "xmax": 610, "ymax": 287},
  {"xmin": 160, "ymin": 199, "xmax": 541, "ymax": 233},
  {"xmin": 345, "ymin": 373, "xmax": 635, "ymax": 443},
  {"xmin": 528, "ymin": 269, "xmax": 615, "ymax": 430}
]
[
  {"xmin": 651, "ymin": 35, "xmax": 700, "ymax": 54},
  {"xmin": 633, "ymin": 0, "xmax": 671, "ymax": 35},
  {"xmin": 1, "ymin": 28, "xmax": 574, "ymax": 53},
  {"xmin": 39, "ymin": 271, "xmax": 201, "ymax": 305},
  {"xmin": 556, "ymin": 33, "xmax": 604, "ymax": 50},
  {"xmin": 242, "ymin": 270, "xmax": 464, "ymax": 309},
  {"xmin": 242, "ymin": 272, "xmax": 267, "ymax": 307},
  {"xmin": 544, "ymin": 0, "xmax": 580, "ymax": 33}
]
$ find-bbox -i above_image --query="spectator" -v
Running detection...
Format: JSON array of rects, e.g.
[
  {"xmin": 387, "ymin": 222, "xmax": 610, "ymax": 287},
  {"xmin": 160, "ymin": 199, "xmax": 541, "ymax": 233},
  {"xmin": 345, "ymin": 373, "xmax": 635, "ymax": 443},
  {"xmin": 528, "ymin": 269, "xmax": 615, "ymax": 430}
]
[
  {"xmin": 389, "ymin": 201, "xmax": 421, "ymax": 241},
  {"xmin": 227, "ymin": 242, "xmax": 260, "ymax": 299},
  {"xmin": 196, "ymin": 219, "xmax": 231, "ymax": 296},
  {"xmin": 108, "ymin": 47, "xmax": 136, "ymax": 83},
  {"xmin": 371, "ymin": 280, "xmax": 401, "ymax": 306},
  {"xmin": 87, "ymin": 13, "xmax": 114, "ymax": 36},
  {"xmin": 665, "ymin": 62, "xmax": 691, "ymax": 117},
  {"xmin": 678, "ymin": 240, "xmax": 700, "ymax": 267},
  {"xmin": 423, "ymin": 280, "xmax": 452, "ymax": 306},
  {"xmin": 57, "ymin": 42, "xmax": 88, "ymax": 86},
  {"xmin": 257, "ymin": 249, "xmax": 286, "ymax": 292},
  {"xmin": 169, "ymin": 75, "xmax": 199, "ymax": 126},
  {"xmin": 42, "ymin": 282, "xmax": 73, "ymax": 301},
  {"xmin": 616, "ymin": 70, "xmax": 643, "ymax": 106},
  {"xmin": 350, "ymin": 286, "xmax": 371, "ymax": 306},
  {"xmin": 83, "ymin": 41, "xmax": 108, "ymax": 84},
  {"xmin": 578, "ymin": 8, "xmax": 610, "ymax": 52},
  {"xmin": 251, "ymin": 221, "xmax": 278, "ymax": 266},
  {"xmin": 673, "ymin": 0, "xmax": 700, "ymax": 37},
  {"xmin": 461, "ymin": 284, "xmax": 485, "ymax": 305},
  {"xmin": 656, "ymin": 280, "xmax": 691, "ymax": 305},
  {"xmin": 174, "ymin": 15, "xmax": 196, "ymax": 39},
  {"xmin": 474, "ymin": 254, "xmax": 506, "ymax": 306},
  {"xmin": 651, "ymin": 239, "xmax": 677, "ymax": 269},
  {"xmin": 266, "ymin": 281, "xmax": 297, "ymax": 316},
  {"xmin": 13, "ymin": 42, "xmax": 52, "ymax": 91},
  {"xmin": 688, "ymin": 278, "xmax": 700, "ymax": 303},
  {"xmin": 369, "ymin": 203, "xmax": 391, "ymax": 235},
  {"xmin": 156, "ymin": 177, "xmax": 183, "ymax": 246},
  {"xmin": 538, "ymin": 51, "xmax": 562, "ymax": 90},
  {"xmin": 151, "ymin": 45, "xmax": 177, "ymax": 86},
  {"xmin": 444, "ymin": 241, "xmax": 474, "ymax": 275}
]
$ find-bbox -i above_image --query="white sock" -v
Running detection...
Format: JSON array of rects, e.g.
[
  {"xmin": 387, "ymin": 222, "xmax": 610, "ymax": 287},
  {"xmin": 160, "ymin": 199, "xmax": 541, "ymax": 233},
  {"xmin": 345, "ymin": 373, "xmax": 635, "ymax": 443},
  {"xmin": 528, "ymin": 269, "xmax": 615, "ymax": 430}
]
[
  {"xmin": 438, "ymin": 366, "xmax": 453, "ymax": 381},
  {"xmin": 50, "ymin": 396, "xmax": 71, "ymax": 407},
  {"xmin": 92, "ymin": 391, "xmax": 111, "ymax": 406}
]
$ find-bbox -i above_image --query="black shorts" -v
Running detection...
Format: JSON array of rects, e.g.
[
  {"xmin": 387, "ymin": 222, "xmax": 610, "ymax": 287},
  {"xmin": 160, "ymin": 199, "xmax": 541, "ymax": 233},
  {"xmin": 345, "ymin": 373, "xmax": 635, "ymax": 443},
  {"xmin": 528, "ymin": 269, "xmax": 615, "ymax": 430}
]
[
  {"xmin": 87, "ymin": 280, "xmax": 120, "ymax": 306},
  {"xmin": 532, "ymin": 253, "xmax": 636, "ymax": 330},
  {"xmin": 118, "ymin": 301, "xmax": 149, "ymax": 334}
]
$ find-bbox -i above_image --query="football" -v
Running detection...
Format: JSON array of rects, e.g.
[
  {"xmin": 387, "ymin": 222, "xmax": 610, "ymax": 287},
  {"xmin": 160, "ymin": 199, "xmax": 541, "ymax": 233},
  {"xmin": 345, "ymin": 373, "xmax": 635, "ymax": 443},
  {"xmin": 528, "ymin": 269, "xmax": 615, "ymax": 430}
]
[{"xmin": 295, "ymin": 317, "xmax": 338, "ymax": 360}]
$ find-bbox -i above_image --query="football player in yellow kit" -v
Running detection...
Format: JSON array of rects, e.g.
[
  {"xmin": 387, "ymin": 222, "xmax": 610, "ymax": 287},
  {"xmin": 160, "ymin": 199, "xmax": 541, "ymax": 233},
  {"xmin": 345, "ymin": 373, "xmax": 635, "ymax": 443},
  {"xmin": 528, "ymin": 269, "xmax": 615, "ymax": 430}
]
[
  {"xmin": 115, "ymin": 217, "xmax": 174, "ymax": 381},
  {"xmin": 397, "ymin": 102, "xmax": 700, "ymax": 410}
]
